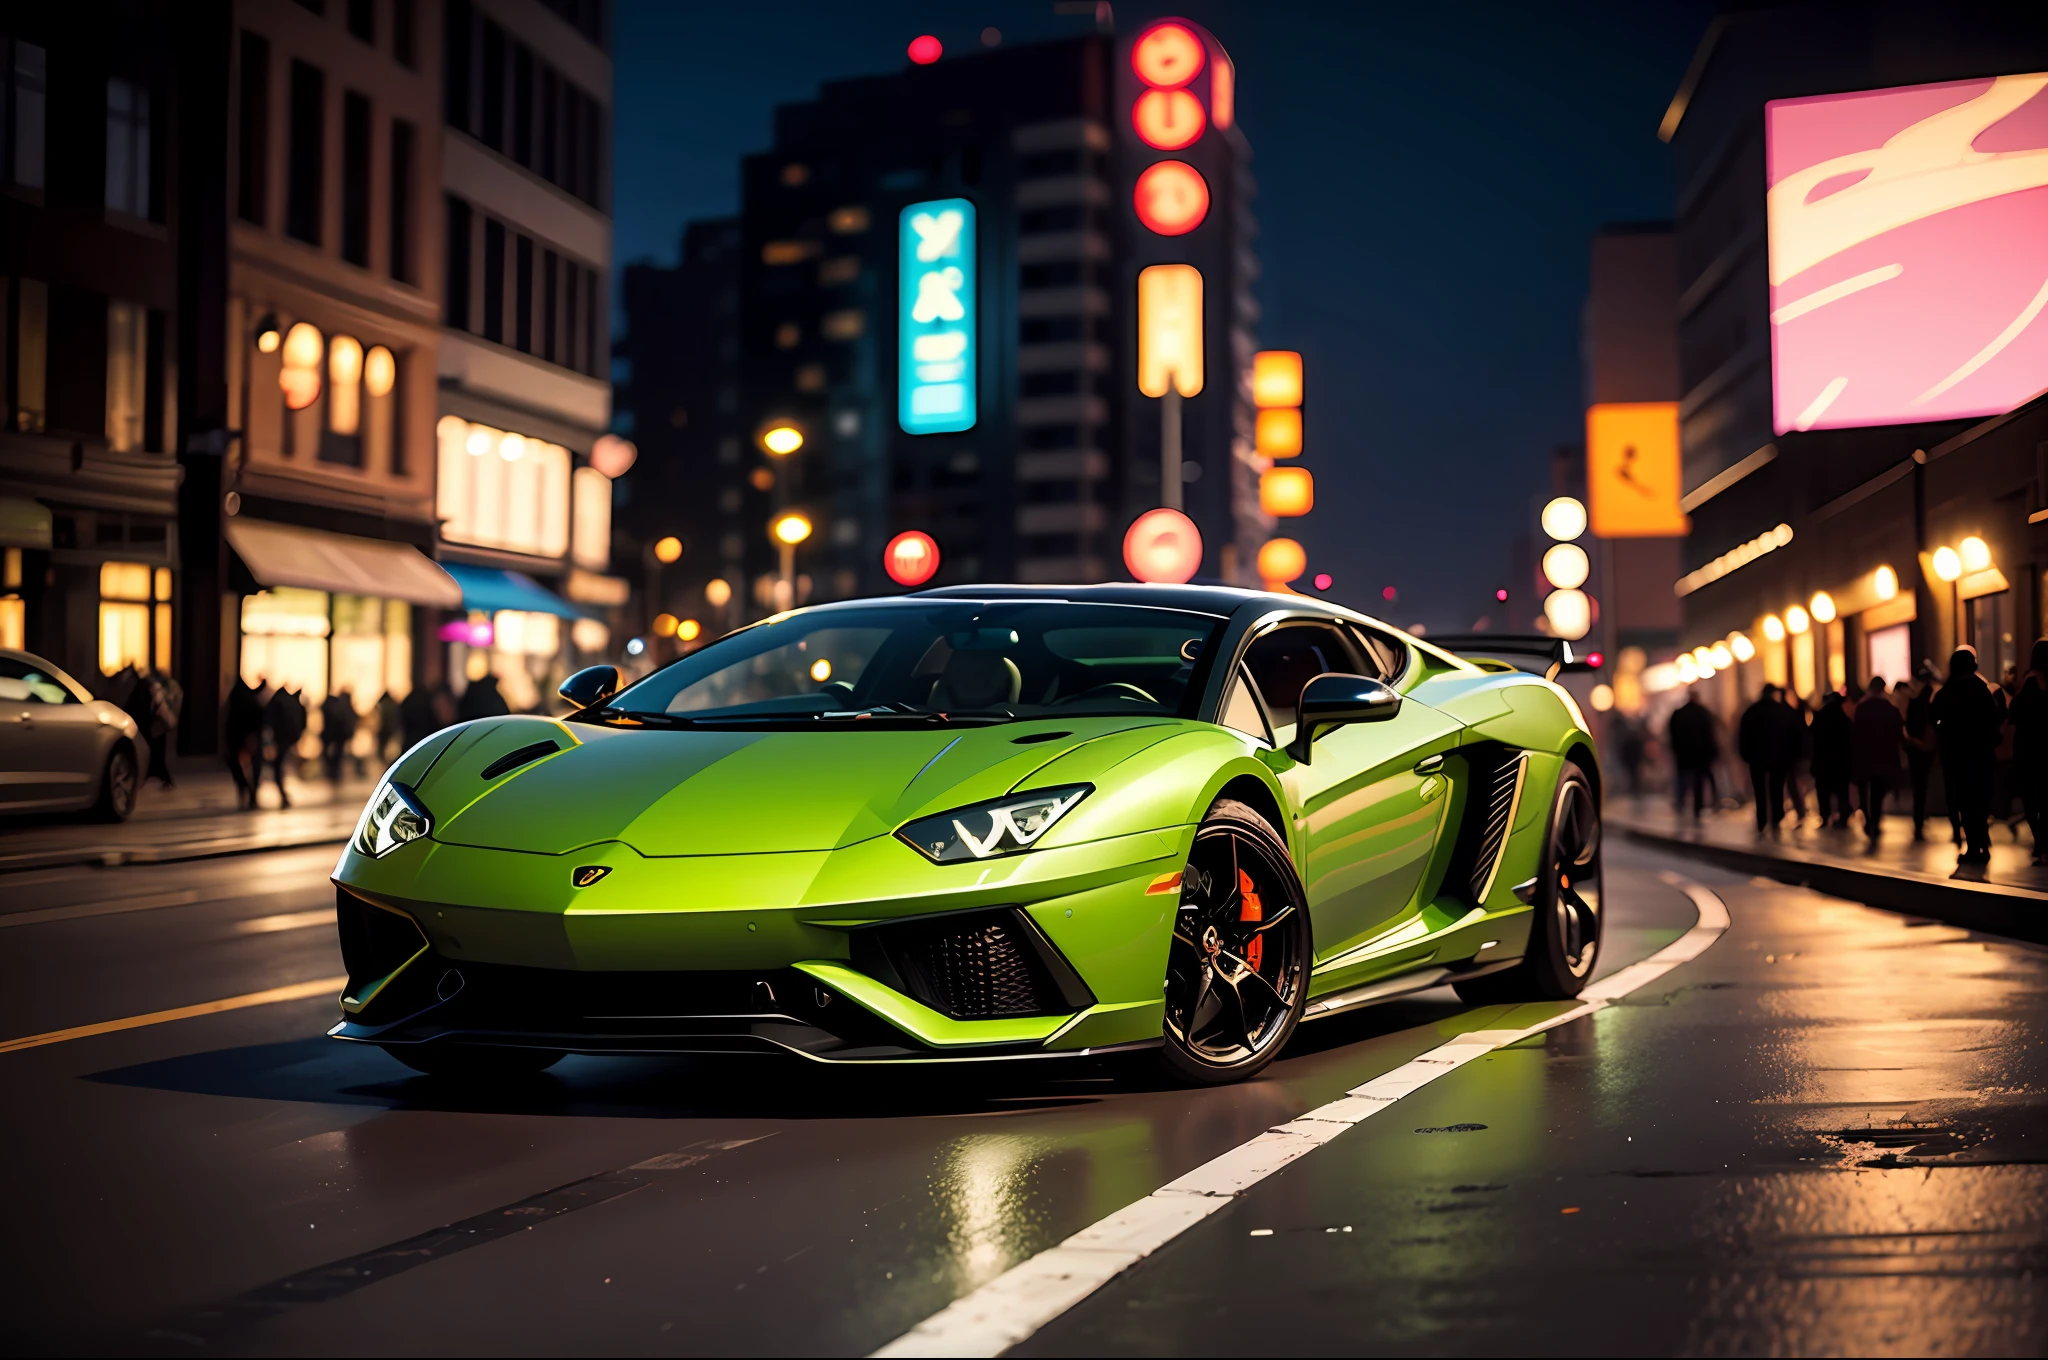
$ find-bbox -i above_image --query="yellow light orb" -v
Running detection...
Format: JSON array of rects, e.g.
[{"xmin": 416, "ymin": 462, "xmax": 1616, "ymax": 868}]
[
  {"xmin": 705, "ymin": 578, "xmax": 733, "ymax": 607},
  {"xmin": 1541, "ymin": 542, "xmax": 1590, "ymax": 590},
  {"xmin": 678, "ymin": 619, "xmax": 702, "ymax": 642},
  {"xmin": 809, "ymin": 658, "xmax": 833, "ymax": 682},
  {"xmin": 1255, "ymin": 537, "xmax": 1306, "ymax": 585},
  {"xmin": 1730, "ymin": 632, "xmax": 1756, "ymax": 662},
  {"xmin": 1692, "ymin": 646, "xmax": 1713, "ymax": 668},
  {"xmin": 762, "ymin": 425, "xmax": 804, "ymax": 455},
  {"xmin": 1873, "ymin": 565, "xmax": 1898, "ymax": 601},
  {"xmin": 1931, "ymin": 546, "xmax": 1962, "ymax": 582},
  {"xmin": 1543, "ymin": 588, "xmax": 1591, "ymax": 640},
  {"xmin": 1810, "ymin": 591, "xmax": 1836, "ymax": 624},
  {"xmin": 1959, "ymin": 536, "xmax": 1991, "ymax": 573},
  {"xmin": 1590, "ymin": 683, "xmax": 1615, "ymax": 712},
  {"xmin": 773, "ymin": 513, "xmax": 813, "ymax": 545},
  {"xmin": 1785, "ymin": 604, "xmax": 1811, "ymax": 634},
  {"xmin": 1762, "ymin": 614, "xmax": 1786, "ymax": 642},
  {"xmin": 653, "ymin": 535, "xmax": 684, "ymax": 564},
  {"xmin": 1540, "ymin": 496, "xmax": 1587, "ymax": 542},
  {"xmin": 255, "ymin": 325, "xmax": 282, "ymax": 354},
  {"xmin": 1709, "ymin": 643, "xmax": 1734, "ymax": 669},
  {"xmin": 652, "ymin": 612, "xmax": 678, "ymax": 638},
  {"xmin": 1676, "ymin": 653, "xmax": 1699, "ymax": 683},
  {"xmin": 281, "ymin": 321, "xmax": 323, "ymax": 370},
  {"xmin": 363, "ymin": 345, "xmax": 396, "ymax": 398}
]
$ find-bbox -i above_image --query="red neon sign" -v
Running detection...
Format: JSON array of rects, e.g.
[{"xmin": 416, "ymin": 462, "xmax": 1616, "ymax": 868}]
[
  {"xmin": 1133, "ymin": 160, "xmax": 1209, "ymax": 236},
  {"xmin": 1132, "ymin": 89, "xmax": 1205, "ymax": 151},
  {"xmin": 1132, "ymin": 23, "xmax": 1204, "ymax": 88}
]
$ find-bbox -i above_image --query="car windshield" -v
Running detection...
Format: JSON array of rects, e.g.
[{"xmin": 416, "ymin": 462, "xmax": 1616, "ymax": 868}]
[{"xmin": 597, "ymin": 601, "xmax": 1228, "ymax": 725}]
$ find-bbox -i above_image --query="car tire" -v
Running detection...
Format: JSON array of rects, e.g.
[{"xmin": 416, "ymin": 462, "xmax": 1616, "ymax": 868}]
[
  {"xmin": 93, "ymin": 744, "xmax": 138, "ymax": 823},
  {"xmin": 384, "ymin": 1044, "xmax": 565, "ymax": 1079},
  {"xmin": 1159, "ymin": 798, "xmax": 1311, "ymax": 1086},
  {"xmin": 1454, "ymin": 760, "xmax": 1602, "ymax": 1004}
]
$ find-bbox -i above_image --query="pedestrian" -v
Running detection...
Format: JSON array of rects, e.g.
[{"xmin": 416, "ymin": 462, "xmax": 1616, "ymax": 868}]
[
  {"xmin": 457, "ymin": 673, "xmax": 509, "ymax": 721},
  {"xmin": 149, "ymin": 668, "xmax": 182, "ymax": 788},
  {"xmin": 1739, "ymin": 683, "xmax": 1791, "ymax": 831},
  {"xmin": 399, "ymin": 683, "xmax": 438, "ymax": 751},
  {"xmin": 374, "ymin": 689, "xmax": 403, "ymax": 765},
  {"xmin": 1852, "ymin": 675, "xmax": 1904, "ymax": 840},
  {"xmin": 1666, "ymin": 691, "xmax": 1718, "ymax": 819},
  {"xmin": 1781, "ymin": 691, "xmax": 1813, "ymax": 823},
  {"xmin": 224, "ymin": 675, "xmax": 265, "ymax": 808},
  {"xmin": 1810, "ymin": 690, "xmax": 1854, "ymax": 827},
  {"xmin": 263, "ymin": 684, "xmax": 307, "ymax": 809},
  {"xmin": 1932, "ymin": 646, "xmax": 2003, "ymax": 864},
  {"xmin": 320, "ymin": 688, "xmax": 358, "ymax": 782},
  {"xmin": 2008, "ymin": 638, "xmax": 2048, "ymax": 865},
  {"xmin": 1902, "ymin": 674, "xmax": 1937, "ymax": 840}
]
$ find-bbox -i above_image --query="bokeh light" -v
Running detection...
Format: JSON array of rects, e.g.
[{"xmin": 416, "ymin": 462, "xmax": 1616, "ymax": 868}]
[
  {"xmin": 653, "ymin": 535, "xmax": 683, "ymax": 563},
  {"xmin": 907, "ymin": 34, "xmax": 941, "ymax": 65}
]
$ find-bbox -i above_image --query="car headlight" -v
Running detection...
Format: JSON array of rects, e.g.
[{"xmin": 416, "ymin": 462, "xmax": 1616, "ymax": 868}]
[
  {"xmin": 352, "ymin": 778, "xmax": 433, "ymax": 858},
  {"xmin": 896, "ymin": 785, "xmax": 1091, "ymax": 863}
]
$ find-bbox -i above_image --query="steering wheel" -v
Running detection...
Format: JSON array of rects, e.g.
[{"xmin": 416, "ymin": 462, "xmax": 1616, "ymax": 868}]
[{"xmin": 1056, "ymin": 682, "xmax": 1157, "ymax": 706}]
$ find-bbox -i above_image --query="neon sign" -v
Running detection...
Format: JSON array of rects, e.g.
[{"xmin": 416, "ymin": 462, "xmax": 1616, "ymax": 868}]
[{"xmin": 898, "ymin": 198, "xmax": 977, "ymax": 435}]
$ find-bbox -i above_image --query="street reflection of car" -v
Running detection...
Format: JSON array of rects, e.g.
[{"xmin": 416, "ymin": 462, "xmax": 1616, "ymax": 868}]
[
  {"xmin": 0, "ymin": 648, "xmax": 143, "ymax": 821},
  {"xmin": 330, "ymin": 585, "xmax": 1602, "ymax": 1085}
]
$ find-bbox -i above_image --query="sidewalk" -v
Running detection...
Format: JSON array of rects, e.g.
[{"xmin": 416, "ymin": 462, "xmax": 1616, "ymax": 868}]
[
  {"xmin": 0, "ymin": 760, "xmax": 377, "ymax": 872},
  {"xmin": 1611, "ymin": 795, "xmax": 2048, "ymax": 944}
]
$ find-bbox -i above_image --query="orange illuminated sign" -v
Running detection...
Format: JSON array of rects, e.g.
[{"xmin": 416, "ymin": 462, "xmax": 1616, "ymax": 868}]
[
  {"xmin": 1132, "ymin": 23, "xmax": 1203, "ymax": 88},
  {"xmin": 1255, "ymin": 408, "xmax": 1302, "ymax": 458},
  {"xmin": 1585, "ymin": 401, "xmax": 1688, "ymax": 537},
  {"xmin": 1257, "ymin": 537, "xmax": 1306, "ymax": 584},
  {"xmin": 1137, "ymin": 264, "xmax": 1203, "ymax": 397},
  {"xmin": 1260, "ymin": 467, "xmax": 1313, "ymax": 517},
  {"xmin": 1252, "ymin": 351, "xmax": 1302, "ymax": 408},
  {"xmin": 1134, "ymin": 161, "xmax": 1209, "ymax": 236},
  {"xmin": 1132, "ymin": 89, "xmax": 1205, "ymax": 151}
]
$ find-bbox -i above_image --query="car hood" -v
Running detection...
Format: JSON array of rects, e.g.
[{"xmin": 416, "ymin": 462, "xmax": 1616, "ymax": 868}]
[{"xmin": 419, "ymin": 714, "xmax": 1184, "ymax": 857}]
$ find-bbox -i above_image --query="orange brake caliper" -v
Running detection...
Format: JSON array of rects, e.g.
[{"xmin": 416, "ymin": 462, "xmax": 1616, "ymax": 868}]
[{"xmin": 1238, "ymin": 869, "xmax": 1263, "ymax": 972}]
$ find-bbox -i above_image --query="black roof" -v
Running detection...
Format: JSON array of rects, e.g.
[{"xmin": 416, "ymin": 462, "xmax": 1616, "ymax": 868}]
[{"xmin": 911, "ymin": 582, "xmax": 1332, "ymax": 618}]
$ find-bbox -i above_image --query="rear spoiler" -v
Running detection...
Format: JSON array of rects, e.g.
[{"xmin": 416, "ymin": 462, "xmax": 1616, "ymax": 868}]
[{"xmin": 1428, "ymin": 633, "xmax": 1601, "ymax": 682}]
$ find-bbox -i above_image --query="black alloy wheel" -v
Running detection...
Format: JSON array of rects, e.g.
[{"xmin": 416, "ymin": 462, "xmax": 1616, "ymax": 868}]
[
  {"xmin": 1160, "ymin": 799, "xmax": 1310, "ymax": 1085},
  {"xmin": 95, "ymin": 745, "xmax": 137, "ymax": 823},
  {"xmin": 1456, "ymin": 759, "xmax": 1602, "ymax": 1003},
  {"xmin": 385, "ymin": 1043, "xmax": 565, "ymax": 1079}
]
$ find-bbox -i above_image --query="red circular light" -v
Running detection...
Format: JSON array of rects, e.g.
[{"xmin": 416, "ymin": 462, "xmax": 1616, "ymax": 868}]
[
  {"xmin": 1123, "ymin": 508, "xmax": 1203, "ymax": 584},
  {"xmin": 883, "ymin": 530, "xmax": 941, "ymax": 587},
  {"xmin": 1585, "ymin": 652, "xmax": 1605, "ymax": 669},
  {"xmin": 1133, "ymin": 161, "xmax": 1210, "ymax": 236},
  {"xmin": 1381, "ymin": 586, "xmax": 1398, "ymax": 602},
  {"xmin": 1132, "ymin": 23, "xmax": 1204, "ymax": 88},
  {"xmin": 907, "ymin": 34, "xmax": 942, "ymax": 65},
  {"xmin": 1131, "ymin": 89, "xmax": 1206, "ymax": 151},
  {"xmin": 1313, "ymin": 573, "xmax": 1333, "ymax": 591},
  {"xmin": 1495, "ymin": 588, "xmax": 1509, "ymax": 602}
]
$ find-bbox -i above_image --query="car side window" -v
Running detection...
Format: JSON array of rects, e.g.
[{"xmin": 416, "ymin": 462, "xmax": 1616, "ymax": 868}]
[
  {"xmin": 1347, "ymin": 625, "xmax": 1408, "ymax": 684},
  {"xmin": 0, "ymin": 658, "xmax": 71, "ymax": 704},
  {"xmin": 1218, "ymin": 665, "xmax": 1273, "ymax": 745},
  {"xmin": 1242, "ymin": 624, "xmax": 1363, "ymax": 734}
]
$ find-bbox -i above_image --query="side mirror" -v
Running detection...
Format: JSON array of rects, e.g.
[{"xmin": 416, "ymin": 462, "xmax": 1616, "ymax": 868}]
[
  {"xmin": 558, "ymin": 664, "xmax": 620, "ymax": 711},
  {"xmin": 1289, "ymin": 673, "xmax": 1401, "ymax": 763}
]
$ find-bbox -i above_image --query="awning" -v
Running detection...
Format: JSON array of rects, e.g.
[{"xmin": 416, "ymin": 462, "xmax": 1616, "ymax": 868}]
[
  {"xmin": 440, "ymin": 561, "xmax": 589, "ymax": 620},
  {"xmin": 225, "ymin": 518, "xmax": 462, "ymax": 608},
  {"xmin": 0, "ymin": 496, "xmax": 53, "ymax": 549}
]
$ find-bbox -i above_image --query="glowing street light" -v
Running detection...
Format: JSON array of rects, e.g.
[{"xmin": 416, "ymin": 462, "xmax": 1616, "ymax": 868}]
[
  {"xmin": 1544, "ymin": 588, "xmax": 1591, "ymax": 640},
  {"xmin": 1541, "ymin": 542, "xmax": 1590, "ymax": 590},
  {"xmin": 1256, "ymin": 537, "xmax": 1306, "ymax": 588},
  {"xmin": 1959, "ymin": 535, "xmax": 1991, "ymax": 573},
  {"xmin": 678, "ymin": 619, "xmax": 702, "ymax": 642},
  {"xmin": 705, "ymin": 578, "xmax": 733, "ymax": 608},
  {"xmin": 1785, "ymin": 604, "xmax": 1811, "ymax": 634},
  {"xmin": 1730, "ymin": 632, "xmax": 1756, "ymax": 662},
  {"xmin": 1931, "ymin": 546, "xmax": 1962, "ymax": 582},
  {"xmin": 1541, "ymin": 496, "xmax": 1587, "ymax": 542},
  {"xmin": 772, "ymin": 513, "xmax": 812, "ymax": 546},
  {"xmin": 772, "ymin": 512, "xmax": 812, "ymax": 611},
  {"xmin": 761, "ymin": 424, "xmax": 804, "ymax": 456},
  {"xmin": 653, "ymin": 535, "xmax": 683, "ymax": 564},
  {"xmin": 1874, "ymin": 565, "xmax": 1898, "ymax": 600},
  {"xmin": 1810, "ymin": 591, "xmax": 1837, "ymax": 624},
  {"xmin": 1762, "ymin": 614, "xmax": 1786, "ymax": 642}
]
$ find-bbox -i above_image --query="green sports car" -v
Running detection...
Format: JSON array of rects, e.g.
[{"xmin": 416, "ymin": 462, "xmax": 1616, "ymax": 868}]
[{"xmin": 329, "ymin": 585, "xmax": 1603, "ymax": 1085}]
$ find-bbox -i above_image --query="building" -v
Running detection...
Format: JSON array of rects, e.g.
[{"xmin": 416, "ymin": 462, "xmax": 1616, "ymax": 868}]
[
  {"xmin": 1663, "ymin": 2, "xmax": 2048, "ymax": 720},
  {"xmin": 713, "ymin": 24, "xmax": 1259, "ymax": 613},
  {"xmin": 612, "ymin": 217, "xmax": 749, "ymax": 650},
  {"xmin": 433, "ymin": 0, "xmax": 619, "ymax": 710}
]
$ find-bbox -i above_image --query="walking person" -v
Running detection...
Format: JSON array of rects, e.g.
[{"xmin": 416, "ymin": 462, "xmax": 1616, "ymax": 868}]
[
  {"xmin": 1933, "ymin": 646, "xmax": 2003, "ymax": 865},
  {"xmin": 1739, "ymin": 684, "xmax": 1791, "ymax": 832},
  {"xmin": 1781, "ymin": 691, "xmax": 1813, "ymax": 824},
  {"xmin": 223, "ymin": 676, "xmax": 265, "ymax": 809},
  {"xmin": 263, "ymin": 684, "xmax": 307, "ymax": 809},
  {"xmin": 1900, "ymin": 677, "xmax": 1936, "ymax": 839},
  {"xmin": 1810, "ymin": 690, "xmax": 1854, "ymax": 828},
  {"xmin": 147, "ymin": 668, "xmax": 182, "ymax": 789},
  {"xmin": 374, "ymin": 689, "xmax": 403, "ymax": 765},
  {"xmin": 1852, "ymin": 676, "xmax": 1904, "ymax": 841},
  {"xmin": 319, "ymin": 688, "xmax": 358, "ymax": 782},
  {"xmin": 2008, "ymin": 639, "xmax": 2048, "ymax": 865},
  {"xmin": 457, "ymin": 672, "xmax": 510, "ymax": 721},
  {"xmin": 1667, "ymin": 690, "xmax": 1718, "ymax": 820}
]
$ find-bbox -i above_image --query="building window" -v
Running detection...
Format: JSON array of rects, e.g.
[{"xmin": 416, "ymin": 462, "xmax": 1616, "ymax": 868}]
[
  {"xmin": 286, "ymin": 60, "xmax": 325, "ymax": 245},
  {"xmin": 1021, "ymin": 371, "xmax": 1080, "ymax": 397},
  {"xmin": 479, "ymin": 20, "xmax": 505, "ymax": 150},
  {"xmin": 821, "ymin": 309, "xmax": 865, "ymax": 341},
  {"xmin": 389, "ymin": 119, "xmax": 416, "ymax": 283},
  {"xmin": 98, "ymin": 561, "xmax": 170, "ymax": 676},
  {"xmin": 393, "ymin": 0, "xmax": 417, "ymax": 67},
  {"xmin": 482, "ymin": 218, "xmax": 505, "ymax": 342},
  {"xmin": 1023, "ymin": 424, "xmax": 1080, "ymax": 450},
  {"xmin": 541, "ymin": 249, "xmax": 558, "ymax": 363},
  {"xmin": 236, "ymin": 32, "xmax": 269, "ymax": 225},
  {"xmin": 539, "ymin": 67, "xmax": 558, "ymax": 181},
  {"xmin": 346, "ymin": 0, "xmax": 374, "ymax": 44},
  {"xmin": 515, "ymin": 234, "xmax": 534, "ymax": 351},
  {"xmin": 0, "ymin": 548, "xmax": 24, "ymax": 649},
  {"xmin": 571, "ymin": 465, "xmax": 610, "ymax": 570},
  {"xmin": 443, "ymin": 0, "xmax": 472, "ymax": 129},
  {"xmin": 7, "ymin": 40, "xmax": 46, "ymax": 190},
  {"xmin": 105, "ymin": 79, "xmax": 153, "ymax": 219},
  {"xmin": 106, "ymin": 300, "xmax": 147, "ymax": 452},
  {"xmin": 444, "ymin": 194, "xmax": 472, "ymax": 328},
  {"xmin": 13, "ymin": 277, "xmax": 47, "ymax": 432},
  {"xmin": 340, "ymin": 91, "xmax": 371, "ymax": 266},
  {"xmin": 563, "ymin": 264, "xmax": 580, "ymax": 371},
  {"xmin": 436, "ymin": 416, "xmax": 571, "ymax": 558},
  {"xmin": 511, "ymin": 44, "xmax": 533, "ymax": 166},
  {"xmin": 582, "ymin": 266, "xmax": 601, "ymax": 375}
]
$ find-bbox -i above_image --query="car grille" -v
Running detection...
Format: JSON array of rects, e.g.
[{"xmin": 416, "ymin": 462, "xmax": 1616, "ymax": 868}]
[{"xmin": 864, "ymin": 909, "xmax": 1090, "ymax": 1021}]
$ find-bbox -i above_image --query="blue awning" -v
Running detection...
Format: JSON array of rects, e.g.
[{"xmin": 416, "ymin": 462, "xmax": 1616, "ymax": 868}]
[{"xmin": 439, "ymin": 562, "xmax": 590, "ymax": 620}]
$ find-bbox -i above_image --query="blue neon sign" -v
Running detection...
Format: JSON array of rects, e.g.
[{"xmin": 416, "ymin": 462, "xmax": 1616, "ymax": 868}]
[{"xmin": 898, "ymin": 198, "xmax": 977, "ymax": 435}]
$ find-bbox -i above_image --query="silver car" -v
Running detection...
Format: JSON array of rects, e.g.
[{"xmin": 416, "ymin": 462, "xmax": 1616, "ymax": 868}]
[{"xmin": 0, "ymin": 649, "xmax": 143, "ymax": 820}]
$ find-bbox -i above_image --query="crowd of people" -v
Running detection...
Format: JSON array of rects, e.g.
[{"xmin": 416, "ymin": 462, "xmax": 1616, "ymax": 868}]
[
  {"xmin": 218, "ymin": 673, "xmax": 514, "ymax": 810},
  {"xmin": 1663, "ymin": 640, "xmax": 2048, "ymax": 867}
]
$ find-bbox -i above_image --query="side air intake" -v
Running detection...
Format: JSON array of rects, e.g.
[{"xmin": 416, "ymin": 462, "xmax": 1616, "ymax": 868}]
[{"xmin": 1470, "ymin": 751, "xmax": 1528, "ymax": 905}]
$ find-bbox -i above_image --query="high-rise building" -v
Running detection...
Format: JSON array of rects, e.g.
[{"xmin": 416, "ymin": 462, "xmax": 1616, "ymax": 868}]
[{"xmin": 724, "ymin": 24, "xmax": 1259, "ymax": 612}]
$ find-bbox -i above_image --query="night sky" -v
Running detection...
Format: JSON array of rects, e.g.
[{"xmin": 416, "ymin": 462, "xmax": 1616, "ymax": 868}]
[{"xmin": 611, "ymin": 1, "xmax": 1716, "ymax": 630}]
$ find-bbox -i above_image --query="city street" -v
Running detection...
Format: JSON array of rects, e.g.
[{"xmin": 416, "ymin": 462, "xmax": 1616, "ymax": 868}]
[{"xmin": 3, "ymin": 840, "xmax": 2041, "ymax": 1356}]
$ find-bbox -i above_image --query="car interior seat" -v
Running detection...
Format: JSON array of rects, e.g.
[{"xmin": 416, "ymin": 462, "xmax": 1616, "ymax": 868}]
[{"xmin": 928, "ymin": 649, "xmax": 1023, "ymax": 710}]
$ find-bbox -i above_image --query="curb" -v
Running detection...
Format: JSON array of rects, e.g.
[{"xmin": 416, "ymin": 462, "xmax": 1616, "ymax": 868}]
[
  {"xmin": 0, "ymin": 829, "xmax": 351, "ymax": 874},
  {"xmin": 1620, "ymin": 825, "xmax": 2048, "ymax": 946}
]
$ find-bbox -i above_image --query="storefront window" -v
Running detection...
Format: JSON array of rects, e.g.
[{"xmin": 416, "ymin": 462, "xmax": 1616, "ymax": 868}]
[
  {"xmin": 435, "ymin": 416, "xmax": 571, "ymax": 558},
  {"xmin": 1, "ymin": 548, "xmax": 24, "ymax": 650},
  {"xmin": 570, "ymin": 465, "xmax": 611, "ymax": 569},
  {"xmin": 1968, "ymin": 592, "xmax": 2012, "ymax": 681},
  {"xmin": 98, "ymin": 560, "xmax": 167, "ymax": 674},
  {"xmin": 1866, "ymin": 624, "xmax": 1910, "ymax": 688},
  {"xmin": 242, "ymin": 587, "xmax": 412, "ymax": 756}
]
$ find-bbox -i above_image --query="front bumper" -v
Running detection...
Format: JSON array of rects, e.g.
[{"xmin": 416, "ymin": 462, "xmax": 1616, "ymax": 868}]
[{"xmin": 329, "ymin": 826, "xmax": 1186, "ymax": 1060}]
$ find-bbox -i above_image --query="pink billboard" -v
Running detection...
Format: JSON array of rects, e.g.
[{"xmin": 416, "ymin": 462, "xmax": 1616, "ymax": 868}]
[{"xmin": 1766, "ymin": 73, "xmax": 2048, "ymax": 434}]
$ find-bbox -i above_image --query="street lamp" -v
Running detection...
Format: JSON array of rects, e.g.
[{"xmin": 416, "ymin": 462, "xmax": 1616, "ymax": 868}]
[
  {"xmin": 653, "ymin": 535, "xmax": 683, "ymax": 564},
  {"xmin": 1959, "ymin": 536, "xmax": 1991, "ymax": 573},
  {"xmin": 771, "ymin": 512, "xmax": 812, "ymax": 610},
  {"xmin": 1810, "ymin": 591, "xmax": 1836, "ymax": 624},
  {"xmin": 761, "ymin": 424, "xmax": 804, "ymax": 456}
]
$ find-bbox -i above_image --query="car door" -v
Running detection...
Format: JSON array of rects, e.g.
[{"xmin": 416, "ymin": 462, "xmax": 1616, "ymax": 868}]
[
  {"xmin": 0, "ymin": 657, "xmax": 81, "ymax": 808},
  {"xmin": 1246, "ymin": 622, "xmax": 1464, "ymax": 967}
]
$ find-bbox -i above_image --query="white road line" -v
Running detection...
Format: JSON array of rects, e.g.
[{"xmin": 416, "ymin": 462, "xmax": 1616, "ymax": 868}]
[
  {"xmin": 234, "ymin": 908, "xmax": 335, "ymax": 935},
  {"xmin": 0, "ymin": 889, "xmax": 201, "ymax": 928},
  {"xmin": 872, "ymin": 871, "xmax": 1732, "ymax": 1358}
]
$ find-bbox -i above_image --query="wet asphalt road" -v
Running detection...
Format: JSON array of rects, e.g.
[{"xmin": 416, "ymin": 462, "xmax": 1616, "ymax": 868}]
[{"xmin": 0, "ymin": 841, "xmax": 2042, "ymax": 1357}]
